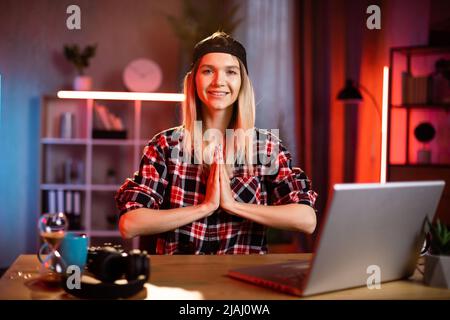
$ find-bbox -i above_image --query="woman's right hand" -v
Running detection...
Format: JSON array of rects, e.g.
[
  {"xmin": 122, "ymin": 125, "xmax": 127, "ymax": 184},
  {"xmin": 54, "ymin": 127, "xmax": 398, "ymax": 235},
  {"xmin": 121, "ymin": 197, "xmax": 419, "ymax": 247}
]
[{"xmin": 202, "ymin": 150, "xmax": 220, "ymax": 215}]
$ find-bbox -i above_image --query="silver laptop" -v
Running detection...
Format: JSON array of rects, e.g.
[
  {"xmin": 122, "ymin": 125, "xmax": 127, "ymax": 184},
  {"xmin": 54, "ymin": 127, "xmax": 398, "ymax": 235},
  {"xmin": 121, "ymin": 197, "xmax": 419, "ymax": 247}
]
[{"xmin": 228, "ymin": 181, "xmax": 445, "ymax": 297}]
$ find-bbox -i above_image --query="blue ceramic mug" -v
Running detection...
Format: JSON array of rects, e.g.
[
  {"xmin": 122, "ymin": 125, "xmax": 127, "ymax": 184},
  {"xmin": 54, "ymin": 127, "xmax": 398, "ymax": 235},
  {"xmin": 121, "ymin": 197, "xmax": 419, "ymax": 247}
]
[{"xmin": 59, "ymin": 233, "xmax": 89, "ymax": 271}]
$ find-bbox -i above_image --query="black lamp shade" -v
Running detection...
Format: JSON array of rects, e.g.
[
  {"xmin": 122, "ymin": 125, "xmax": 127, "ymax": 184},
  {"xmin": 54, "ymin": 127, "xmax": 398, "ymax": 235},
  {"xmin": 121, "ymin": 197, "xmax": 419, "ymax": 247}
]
[{"xmin": 337, "ymin": 79, "xmax": 363, "ymax": 102}]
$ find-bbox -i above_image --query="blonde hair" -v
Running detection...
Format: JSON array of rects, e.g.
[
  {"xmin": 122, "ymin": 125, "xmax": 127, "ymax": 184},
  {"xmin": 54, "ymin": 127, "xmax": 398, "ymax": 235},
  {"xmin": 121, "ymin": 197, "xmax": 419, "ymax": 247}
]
[{"xmin": 181, "ymin": 58, "xmax": 256, "ymax": 174}]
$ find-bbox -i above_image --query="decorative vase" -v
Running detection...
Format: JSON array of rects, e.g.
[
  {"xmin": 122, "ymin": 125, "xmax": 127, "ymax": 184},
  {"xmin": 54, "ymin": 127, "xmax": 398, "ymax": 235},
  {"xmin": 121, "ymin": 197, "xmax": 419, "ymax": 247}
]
[
  {"xmin": 60, "ymin": 112, "xmax": 75, "ymax": 139},
  {"xmin": 417, "ymin": 149, "xmax": 432, "ymax": 164},
  {"xmin": 423, "ymin": 254, "xmax": 450, "ymax": 289},
  {"xmin": 73, "ymin": 75, "xmax": 92, "ymax": 91}
]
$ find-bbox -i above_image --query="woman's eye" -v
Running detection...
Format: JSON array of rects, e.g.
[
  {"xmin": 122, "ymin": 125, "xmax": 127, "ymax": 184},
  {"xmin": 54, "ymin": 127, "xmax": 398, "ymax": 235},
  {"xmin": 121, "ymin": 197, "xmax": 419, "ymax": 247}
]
[
  {"xmin": 227, "ymin": 70, "xmax": 238, "ymax": 75},
  {"xmin": 202, "ymin": 69, "xmax": 213, "ymax": 75}
]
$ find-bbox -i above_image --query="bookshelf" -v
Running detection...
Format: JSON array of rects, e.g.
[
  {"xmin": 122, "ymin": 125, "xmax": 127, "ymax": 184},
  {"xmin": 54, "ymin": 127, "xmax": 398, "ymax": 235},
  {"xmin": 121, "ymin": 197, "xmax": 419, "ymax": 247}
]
[
  {"xmin": 388, "ymin": 46, "xmax": 450, "ymax": 165},
  {"xmin": 388, "ymin": 46, "xmax": 450, "ymax": 225},
  {"xmin": 39, "ymin": 92, "xmax": 182, "ymax": 250}
]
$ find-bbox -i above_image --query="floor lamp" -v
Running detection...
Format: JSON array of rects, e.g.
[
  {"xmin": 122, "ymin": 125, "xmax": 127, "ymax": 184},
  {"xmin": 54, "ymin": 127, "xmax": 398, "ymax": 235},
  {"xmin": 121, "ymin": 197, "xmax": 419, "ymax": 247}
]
[{"xmin": 337, "ymin": 70, "xmax": 389, "ymax": 183}]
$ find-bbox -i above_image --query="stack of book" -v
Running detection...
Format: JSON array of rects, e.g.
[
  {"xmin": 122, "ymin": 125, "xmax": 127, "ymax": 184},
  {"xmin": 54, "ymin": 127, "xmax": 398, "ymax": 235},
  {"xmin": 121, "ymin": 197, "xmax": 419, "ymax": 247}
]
[
  {"xmin": 43, "ymin": 190, "xmax": 82, "ymax": 231},
  {"xmin": 402, "ymin": 72, "xmax": 432, "ymax": 105},
  {"xmin": 93, "ymin": 105, "xmax": 127, "ymax": 139}
]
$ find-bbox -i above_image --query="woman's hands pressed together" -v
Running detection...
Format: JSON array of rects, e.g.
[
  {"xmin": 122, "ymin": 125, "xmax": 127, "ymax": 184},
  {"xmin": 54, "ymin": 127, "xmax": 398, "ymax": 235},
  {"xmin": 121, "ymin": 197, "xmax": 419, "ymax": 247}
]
[
  {"xmin": 218, "ymin": 149, "xmax": 237, "ymax": 214},
  {"xmin": 203, "ymin": 148, "xmax": 220, "ymax": 214},
  {"xmin": 202, "ymin": 145, "xmax": 237, "ymax": 216}
]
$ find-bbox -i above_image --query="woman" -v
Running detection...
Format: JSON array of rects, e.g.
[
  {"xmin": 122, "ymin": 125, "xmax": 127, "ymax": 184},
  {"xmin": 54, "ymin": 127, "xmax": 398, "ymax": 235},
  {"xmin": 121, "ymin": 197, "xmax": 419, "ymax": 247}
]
[{"xmin": 115, "ymin": 31, "xmax": 318, "ymax": 254}]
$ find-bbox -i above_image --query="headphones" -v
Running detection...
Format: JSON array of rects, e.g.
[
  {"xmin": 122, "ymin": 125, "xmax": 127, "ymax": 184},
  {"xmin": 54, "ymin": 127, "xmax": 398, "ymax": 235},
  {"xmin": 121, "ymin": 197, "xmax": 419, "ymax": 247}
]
[{"xmin": 62, "ymin": 246, "xmax": 150, "ymax": 299}]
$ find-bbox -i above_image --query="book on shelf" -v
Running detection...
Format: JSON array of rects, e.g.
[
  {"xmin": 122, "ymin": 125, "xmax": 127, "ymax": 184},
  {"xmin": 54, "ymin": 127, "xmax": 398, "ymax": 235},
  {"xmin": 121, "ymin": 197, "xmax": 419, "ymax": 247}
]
[
  {"xmin": 94, "ymin": 105, "xmax": 113, "ymax": 130},
  {"xmin": 93, "ymin": 106, "xmax": 106, "ymax": 130},
  {"xmin": 71, "ymin": 191, "xmax": 82, "ymax": 230},
  {"xmin": 401, "ymin": 72, "xmax": 433, "ymax": 105},
  {"xmin": 402, "ymin": 72, "xmax": 409, "ymax": 105},
  {"xmin": 94, "ymin": 105, "xmax": 125, "ymax": 131},
  {"xmin": 43, "ymin": 190, "xmax": 82, "ymax": 230},
  {"xmin": 57, "ymin": 189, "xmax": 64, "ymax": 212},
  {"xmin": 65, "ymin": 191, "xmax": 72, "ymax": 214},
  {"xmin": 109, "ymin": 113, "xmax": 124, "ymax": 130},
  {"xmin": 47, "ymin": 190, "xmax": 56, "ymax": 213}
]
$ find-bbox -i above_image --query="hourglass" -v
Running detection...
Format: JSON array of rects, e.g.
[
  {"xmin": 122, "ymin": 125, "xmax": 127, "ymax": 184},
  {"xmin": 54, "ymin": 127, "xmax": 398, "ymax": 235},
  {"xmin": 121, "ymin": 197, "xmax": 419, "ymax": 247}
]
[{"xmin": 37, "ymin": 212, "xmax": 68, "ymax": 276}]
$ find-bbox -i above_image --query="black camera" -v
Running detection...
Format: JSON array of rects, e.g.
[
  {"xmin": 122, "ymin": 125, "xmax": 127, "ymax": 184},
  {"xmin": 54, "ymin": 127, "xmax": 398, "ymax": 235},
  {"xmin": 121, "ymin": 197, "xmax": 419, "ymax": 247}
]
[
  {"xmin": 86, "ymin": 246, "xmax": 149, "ymax": 283},
  {"xmin": 63, "ymin": 245, "xmax": 150, "ymax": 299}
]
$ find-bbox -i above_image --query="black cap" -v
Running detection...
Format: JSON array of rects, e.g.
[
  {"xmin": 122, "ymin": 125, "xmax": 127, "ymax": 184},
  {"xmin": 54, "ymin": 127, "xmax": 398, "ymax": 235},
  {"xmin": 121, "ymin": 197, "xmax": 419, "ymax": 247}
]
[{"xmin": 191, "ymin": 31, "xmax": 248, "ymax": 73}]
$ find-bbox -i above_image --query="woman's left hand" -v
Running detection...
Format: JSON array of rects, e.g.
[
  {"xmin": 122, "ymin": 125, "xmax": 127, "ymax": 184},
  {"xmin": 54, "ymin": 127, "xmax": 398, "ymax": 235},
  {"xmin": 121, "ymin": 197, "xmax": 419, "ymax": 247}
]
[{"xmin": 219, "ymin": 163, "xmax": 237, "ymax": 213}]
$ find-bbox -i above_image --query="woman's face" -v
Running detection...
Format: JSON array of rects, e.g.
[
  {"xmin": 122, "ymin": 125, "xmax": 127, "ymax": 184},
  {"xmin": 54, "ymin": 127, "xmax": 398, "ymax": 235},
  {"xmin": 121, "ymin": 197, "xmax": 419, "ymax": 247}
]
[{"xmin": 195, "ymin": 52, "xmax": 242, "ymax": 112}]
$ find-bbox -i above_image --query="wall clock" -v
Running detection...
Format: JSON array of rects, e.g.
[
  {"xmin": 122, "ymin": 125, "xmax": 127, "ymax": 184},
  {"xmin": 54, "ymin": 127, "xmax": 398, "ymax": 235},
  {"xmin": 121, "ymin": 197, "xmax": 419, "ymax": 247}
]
[{"xmin": 123, "ymin": 58, "xmax": 163, "ymax": 92}]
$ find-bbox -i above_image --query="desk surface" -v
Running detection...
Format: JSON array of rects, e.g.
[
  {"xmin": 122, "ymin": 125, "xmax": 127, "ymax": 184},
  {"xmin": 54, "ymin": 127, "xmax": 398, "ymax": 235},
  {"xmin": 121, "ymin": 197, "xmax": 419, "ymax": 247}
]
[{"xmin": 0, "ymin": 254, "xmax": 449, "ymax": 300}]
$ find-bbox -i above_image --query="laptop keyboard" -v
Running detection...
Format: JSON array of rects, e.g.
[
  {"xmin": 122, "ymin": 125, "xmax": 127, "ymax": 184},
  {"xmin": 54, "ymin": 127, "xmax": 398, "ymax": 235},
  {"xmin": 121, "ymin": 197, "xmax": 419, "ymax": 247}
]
[{"xmin": 273, "ymin": 268, "xmax": 308, "ymax": 287}]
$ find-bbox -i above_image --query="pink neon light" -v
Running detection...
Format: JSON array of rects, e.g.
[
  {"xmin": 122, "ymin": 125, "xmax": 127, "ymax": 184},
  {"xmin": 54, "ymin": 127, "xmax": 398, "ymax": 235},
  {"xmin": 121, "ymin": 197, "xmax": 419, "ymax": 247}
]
[
  {"xmin": 380, "ymin": 66, "xmax": 389, "ymax": 183},
  {"xmin": 57, "ymin": 91, "xmax": 185, "ymax": 102}
]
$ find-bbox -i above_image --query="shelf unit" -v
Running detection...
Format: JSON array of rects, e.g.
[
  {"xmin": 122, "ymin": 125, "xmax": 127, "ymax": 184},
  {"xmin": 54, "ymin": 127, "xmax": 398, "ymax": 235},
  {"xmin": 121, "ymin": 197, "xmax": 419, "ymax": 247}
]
[
  {"xmin": 387, "ymin": 46, "xmax": 450, "ymax": 224},
  {"xmin": 388, "ymin": 46, "xmax": 450, "ymax": 166},
  {"xmin": 39, "ymin": 93, "xmax": 181, "ymax": 250}
]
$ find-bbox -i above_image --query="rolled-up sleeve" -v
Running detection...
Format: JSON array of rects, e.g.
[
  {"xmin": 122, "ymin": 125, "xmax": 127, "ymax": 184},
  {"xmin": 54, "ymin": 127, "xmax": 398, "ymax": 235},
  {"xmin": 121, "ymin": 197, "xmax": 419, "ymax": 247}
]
[
  {"xmin": 115, "ymin": 137, "xmax": 169, "ymax": 216},
  {"xmin": 268, "ymin": 144, "xmax": 318, "ymax": 208}
]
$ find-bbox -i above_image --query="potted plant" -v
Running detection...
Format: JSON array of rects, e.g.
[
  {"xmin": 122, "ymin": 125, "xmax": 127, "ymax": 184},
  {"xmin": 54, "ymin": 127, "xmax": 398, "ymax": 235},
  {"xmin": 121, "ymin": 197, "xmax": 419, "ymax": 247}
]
[
  {"xmin": 63, "ymin": 44, "xmax": 97, "ymax": 91},
  {"xmin": 423, "ymin": 218, "xmax": 450, "ymax": 288}
]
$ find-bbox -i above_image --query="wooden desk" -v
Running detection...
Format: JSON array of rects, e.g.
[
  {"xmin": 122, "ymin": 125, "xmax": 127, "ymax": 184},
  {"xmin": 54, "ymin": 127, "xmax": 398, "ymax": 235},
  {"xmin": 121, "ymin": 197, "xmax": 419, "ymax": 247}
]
[{"xmin": 0, "ymin": 254, "xmax": 449, "ymax": 300}]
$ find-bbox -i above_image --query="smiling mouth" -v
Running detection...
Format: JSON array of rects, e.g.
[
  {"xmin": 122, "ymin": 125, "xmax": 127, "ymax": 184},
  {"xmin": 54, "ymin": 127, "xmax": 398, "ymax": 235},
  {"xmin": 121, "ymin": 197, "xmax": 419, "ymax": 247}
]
[{"xmin": 207, "ymin": 91, "xmax": 229, "ymax": 97}]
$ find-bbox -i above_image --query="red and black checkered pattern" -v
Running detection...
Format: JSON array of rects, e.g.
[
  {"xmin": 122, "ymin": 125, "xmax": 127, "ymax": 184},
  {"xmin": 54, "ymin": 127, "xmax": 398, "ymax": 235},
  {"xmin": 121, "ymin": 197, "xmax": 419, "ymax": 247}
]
[{"xmin": 115, "ymin": 126, "xmax": 318, "ymax": 254}]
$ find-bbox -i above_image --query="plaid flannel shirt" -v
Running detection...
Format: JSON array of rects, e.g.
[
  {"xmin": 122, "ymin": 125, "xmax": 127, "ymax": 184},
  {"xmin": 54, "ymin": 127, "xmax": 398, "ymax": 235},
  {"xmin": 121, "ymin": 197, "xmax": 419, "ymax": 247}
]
[{"xmin": 115, "ymin": 126, "xmax": 318, "ymax": 254}]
